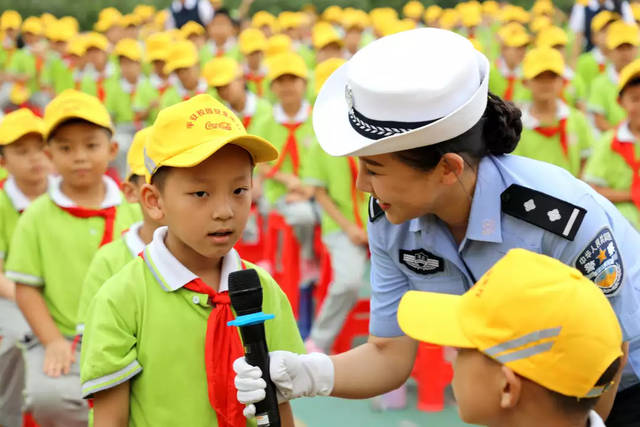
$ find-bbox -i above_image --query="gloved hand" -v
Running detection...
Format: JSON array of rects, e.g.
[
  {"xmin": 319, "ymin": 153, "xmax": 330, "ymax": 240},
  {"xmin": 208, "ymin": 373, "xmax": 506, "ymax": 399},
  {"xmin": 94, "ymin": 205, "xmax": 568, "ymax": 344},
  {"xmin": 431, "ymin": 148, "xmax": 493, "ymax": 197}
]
[{"xmin": 234, "ymin": 351, "xmax": 335, "ymax": 418}]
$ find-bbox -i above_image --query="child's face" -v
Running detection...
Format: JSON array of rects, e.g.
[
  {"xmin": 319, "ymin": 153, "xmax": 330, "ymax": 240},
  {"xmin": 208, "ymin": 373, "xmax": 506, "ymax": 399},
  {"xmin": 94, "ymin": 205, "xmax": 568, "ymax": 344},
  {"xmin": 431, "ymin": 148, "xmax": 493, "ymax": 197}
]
[
  {"xmin": 50, "ymin": 40, "xmax": 67, "ymax": 56},
  {"xmin": 146, "ymin": 144, "xmax": 253, "ymax": 261},
  {"xmin": 0, "ymin": 134, "xmax": 50, "ymax": 184},
  {"xmin": 152, "ymin": 60, "xmax": 166, "ymax": 77},
  {"xmin": 119, "ymin": 56, "xmax": 141, "ymax": 83},
  {"xmin": 451, "ymin": 349, "xmax": 504, "ymax": 424},
  {"xmin": 105, "ymin": 26, "xmax": 123, "ymax": 44},
  {"xmin": 344, "ymin": 28, "xmax": 362, "ymax": 52},
  {"xmin": 271, "ymin": 74, "xmax": 307, "ymax": 106},
  {"xmin": 86, "ymin": 47, "xmax": 108, "ymax": 71},
  {"xmin": 619, "ymin": 84, "xmax": 640, "ymax": 122},
  {"xmin": 123, "ymin": 25, "xmax": 138, "ymax": 40},
  {"xmin": 23, "ymin": 32, "xmax": 41, "ymax": 47},
  {"xmin": 176, "ymin": 65, "xmax": 201, "ymax": 91},
  {"xmin": 48, "ymin": 122, "xmax": 117, "ymax": 190},
  {"xmin": 502, "ymin": 45, "xmax": 527, "ymax": 69},
  {"xmin": 259, "ymin": 25, "xmax": 273, "ymax": 38},
  {"xmin": 317, "ymin": 42, "xmax": 343, "ymax": 63},
  {"xmin": 610, "ymin": 44, "xmax": 639, "ymax": 71},
  {"xmin": 525, "ymin": 71, "xmax": 564, "ymax": 102},
  {"xmin": 216, "ymin": 78, "xmax": 245, "ymax": 105},
  {"xmin": 208, "ymin": 15, "xmax": 233, "ymax": 44},
  {"xmin": 247, "ymin": 51, "xmax": 263, "ymax": 70}
]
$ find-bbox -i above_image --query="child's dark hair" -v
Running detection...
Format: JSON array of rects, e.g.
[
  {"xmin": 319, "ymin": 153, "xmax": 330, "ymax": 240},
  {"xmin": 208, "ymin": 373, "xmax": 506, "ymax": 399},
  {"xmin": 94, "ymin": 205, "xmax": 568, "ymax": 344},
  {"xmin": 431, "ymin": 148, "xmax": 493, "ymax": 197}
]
[
  {"xmin": 48, "ymin": 118, "xmax": 113, "ymax": 142},
  {"xmin": 548, "ymin": 357, "xmax": 621, "ymax": 415},
  {"xmin": 128, "ymin": 174, "xmax": 144, "ymax": 185},
  {"xmin": 619, "ymin": 76, "xmax": 640, "ymax": 98},
  {"xmin": 392, "ymin": 92, "xmax": 522, "ymax": 171},
  {"xmin": 150, "ymin": 166, "xmax": 171, "ymax": 191}
]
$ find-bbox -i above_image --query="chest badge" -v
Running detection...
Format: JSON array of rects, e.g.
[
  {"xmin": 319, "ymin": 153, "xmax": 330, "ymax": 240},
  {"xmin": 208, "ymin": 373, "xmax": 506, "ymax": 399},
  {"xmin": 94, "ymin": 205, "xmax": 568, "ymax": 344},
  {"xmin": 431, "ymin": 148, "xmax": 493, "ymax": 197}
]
[{"xmin": 399, "ymin": 249, "xmax": 444, "ymax": 275}]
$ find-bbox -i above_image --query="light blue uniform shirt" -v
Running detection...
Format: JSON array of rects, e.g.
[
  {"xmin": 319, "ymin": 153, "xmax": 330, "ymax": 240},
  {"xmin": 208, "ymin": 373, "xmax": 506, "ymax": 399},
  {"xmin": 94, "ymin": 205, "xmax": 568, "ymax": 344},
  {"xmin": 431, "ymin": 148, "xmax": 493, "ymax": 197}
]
[{"xmin": 368, "ymin": 154, "xmax": 640, "ymax": 389}]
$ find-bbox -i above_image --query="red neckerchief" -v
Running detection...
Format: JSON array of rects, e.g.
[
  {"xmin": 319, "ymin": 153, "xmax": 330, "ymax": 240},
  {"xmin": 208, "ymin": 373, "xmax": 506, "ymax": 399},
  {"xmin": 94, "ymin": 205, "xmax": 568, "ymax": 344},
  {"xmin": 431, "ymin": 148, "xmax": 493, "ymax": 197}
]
[
  {"xmin": 504, "ymin": 75, "xmax": 516, "ymax": 101},
  {"xmin": 533, "ymin": 117, "xmax": 569, "ymax": 157},
  {"xmin": 265, "ymin": 122, "xmax": 302, "ymax": 178},
  {"xmin": 245, "ymin": 73, "xmax": 265, "ymax": 97},
  {"xmin": 242, "ymin": 115, "xmax": 252, "ymax": 129},
  {"xmin": 58, "ymin": 205, "xmax": 117, "ymax": 247},
  {"xmin": 182, "ymin": 89, "xmax": 206, "ymax": 101},
  {"xmin": 598, "ymin": 62, "xmax": 605, "ymax": 73},
  {"xmin": 610, "ymin": 127, "xmax": 640, "ymax": 209},
  {"xmin": 96, "ymin": 77, "xmax": 106, "ymax": 102},
  {"xmin": 348, "ymin": 157, "xmax": 364, "ymax": 230}
]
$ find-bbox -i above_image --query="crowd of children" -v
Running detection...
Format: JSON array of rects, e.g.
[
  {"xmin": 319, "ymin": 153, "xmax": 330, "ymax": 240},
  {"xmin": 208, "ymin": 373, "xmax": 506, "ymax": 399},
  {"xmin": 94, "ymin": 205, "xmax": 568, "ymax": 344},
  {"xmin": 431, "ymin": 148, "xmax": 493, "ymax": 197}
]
[{"xmin": 0, "ymin": 0, "xmax": 639, "ymax": 426}]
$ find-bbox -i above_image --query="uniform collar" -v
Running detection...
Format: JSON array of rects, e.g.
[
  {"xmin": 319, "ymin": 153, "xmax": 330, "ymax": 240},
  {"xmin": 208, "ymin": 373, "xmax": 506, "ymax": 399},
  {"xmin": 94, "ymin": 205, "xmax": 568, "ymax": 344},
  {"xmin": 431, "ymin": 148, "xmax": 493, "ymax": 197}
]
[
  {"xmin": 176, "ymin": 78, "xmax": 208, "ymax": 98},
  {"xmin": 149, "ymin": 73, "xmax": 165, "ymax": 88},
  {"xmin": 48, "ymin": 175, "xmax": 122, "ymax": 209},
  {"xmin": 120, "ymin": 77, "xmax": 138, "ymax": 94},
  {"xmin": 592, "ymin": 47, "xmax": 606, "ymax": 64},
  {"xmin": 273, "ymin": 100, "xmax": 310, "ymax": 124},
  {"xmin": 608, "ymin": 64, "xmax": 619, "ymax": 84},
  {"xmin": 3, "ymin": 175, "xmax": 52, "ymax": 212},
  {"xmin": 564, "ymin": 65, "xmax": 574, "ymax": 80},
  {"xmin": 229, "ymin": 91, "xmax": 257, "ymax": 118},
  {"xmin": 207, "ymin": 38, "xmax": 236, "ymax": 54},
  {"xmin": 617, "ymin": 121, "xmax": 636, "ymax": 143},
  {"xmin": 243, "ymin": 63, "xmax": 267, "ymax": 77},
  {"xmin": 143, "ymin": 226, "xmax": 242, "ymax": 293},
  {"xmin": 520, "ymin": 100, "xmax": 570, "ymax": 129},
  {"xmin": 588, "ymin": 410, "xmax": 606, "ymax": 427},
  {"xmin": 124, "ymin": 221, "xmax": 146, "ymax": 257}
]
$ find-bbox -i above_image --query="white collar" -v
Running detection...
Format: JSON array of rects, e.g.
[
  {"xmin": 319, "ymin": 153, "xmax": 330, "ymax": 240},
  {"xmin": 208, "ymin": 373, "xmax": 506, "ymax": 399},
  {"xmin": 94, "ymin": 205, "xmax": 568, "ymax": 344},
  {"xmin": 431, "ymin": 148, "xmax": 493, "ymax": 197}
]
[
  {"xmin": 564, "ymin": 65, "xmax": 575, "ymax": 80},
  {"xmin": 144, "ymin": 226, "xmax": 242, "ymax": 292},
  {"xmin": 172, "ymin": 0, "xmax": 197, "ymax": 12},
  {"xmin": 520, "ymin": 100, "xmax": 571, "ymax": 128},
  {"xmin": 592, "ymin": 47, "xmax": 606, "ymax": 64},
  {"xmin": 48, "ymin": 175, "xmax": 122, "ymax": 208},
  {"xmin": 176, "ymin": 78, "xmax": 208, "ymax": 98},
  {"xmin": 229, "ymin": 91, "xmax": 257, "ymax": 118},
  {"xmin": 617, "ymin": 121, "xmax": 636, "ymax": 143},
  {"xmin": 120, "ymin": 77, "xmax": 138, "ymax": 94},
  {"xmin": 608, "ymin": 65, "xmax": 619, "ymax": 84},
  {"xmin": 243, "ymin": 63, "xmax": 267, "ymax": 76},
  {"xmin": 3, "ymin": 175, "xmax": 51, "ymax": 212},
  {"xmin": 85, "ymin": 61, "xmax": 116, "ymax": 80},
  {"xmin": 588, "ymin": 410, "xmax": 606, "ymax": 427},
  {"xmin": 273, "ymin": 100, "xmax": 310, "ymax": 124},
  {"xmin": 149, "ymin": 73, "xmax": 167, "ymax": 88},
  {"xmin": 207, "ymin": 38, "xmax": 236, "ymax": 54},
  {"xmin": 124, "ymin": 221, "xmax": 146, "ymax": 257},
  {"xmin": 496, "ymin": 56, "xmax": 522, "ymax": 78}
]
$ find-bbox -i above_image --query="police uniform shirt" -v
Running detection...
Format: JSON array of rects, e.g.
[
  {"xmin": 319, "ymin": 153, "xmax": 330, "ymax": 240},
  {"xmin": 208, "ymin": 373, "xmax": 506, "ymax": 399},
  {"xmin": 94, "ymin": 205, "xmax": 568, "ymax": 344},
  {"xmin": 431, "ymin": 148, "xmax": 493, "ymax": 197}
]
[{"xmin": 368, "ymin": 154, "xmax": 640, "ymax": 390}]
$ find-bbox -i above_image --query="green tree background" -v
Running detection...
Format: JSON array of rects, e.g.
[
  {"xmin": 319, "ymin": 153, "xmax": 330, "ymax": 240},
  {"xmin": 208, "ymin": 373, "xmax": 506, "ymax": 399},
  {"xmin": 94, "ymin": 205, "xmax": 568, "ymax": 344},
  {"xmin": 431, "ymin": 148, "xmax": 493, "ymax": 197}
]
[{"xmin": 0, "ymin": 0, "xmax": 576, "ymax": 30}]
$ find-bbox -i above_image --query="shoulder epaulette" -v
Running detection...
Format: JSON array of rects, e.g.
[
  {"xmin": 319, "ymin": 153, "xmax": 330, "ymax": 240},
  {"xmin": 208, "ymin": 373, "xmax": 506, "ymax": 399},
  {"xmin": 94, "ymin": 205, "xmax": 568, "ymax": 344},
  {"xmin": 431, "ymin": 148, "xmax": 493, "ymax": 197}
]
[
  {"xmin": 501, "ymin": 184, "xmax": 587, "ymax": 241},
  {"xmin": 368, "ymin": 196, "xmax": 384, "ymax": 223}
]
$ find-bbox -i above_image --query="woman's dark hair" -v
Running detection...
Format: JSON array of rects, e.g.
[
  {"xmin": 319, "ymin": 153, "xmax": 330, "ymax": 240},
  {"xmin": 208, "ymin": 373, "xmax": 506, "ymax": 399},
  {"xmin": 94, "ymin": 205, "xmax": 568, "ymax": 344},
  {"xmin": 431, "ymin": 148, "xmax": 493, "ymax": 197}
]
[{"xmin": 392, "ymin": 92, "xmax": 522, "ymax": 171}]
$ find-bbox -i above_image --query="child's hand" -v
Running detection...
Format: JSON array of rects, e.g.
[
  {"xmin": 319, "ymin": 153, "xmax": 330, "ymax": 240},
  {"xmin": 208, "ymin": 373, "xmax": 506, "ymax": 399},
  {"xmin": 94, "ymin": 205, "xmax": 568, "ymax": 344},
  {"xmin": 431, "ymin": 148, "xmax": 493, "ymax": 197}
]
[
  {"xmin": 43, "ymin": 338, "xmax": 75, "ymax": 377},
  {"xmin": 346, "ymin": 224, "xmax": 368, "ymax": 247}
]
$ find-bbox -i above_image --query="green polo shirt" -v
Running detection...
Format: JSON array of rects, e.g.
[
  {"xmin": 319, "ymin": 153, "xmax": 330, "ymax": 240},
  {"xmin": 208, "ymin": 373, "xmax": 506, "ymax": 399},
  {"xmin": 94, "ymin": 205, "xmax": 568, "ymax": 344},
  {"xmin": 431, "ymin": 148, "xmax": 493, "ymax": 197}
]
[
  {"xmin": 5, "ymin": 194, "xmax": 141, "ymax": 337},
  {"xmin": 131, "ymin": 80, "xmax": 161, "ymax": 126},
  {"xmin": 0, "ymin": 189, "xmax": 21, "ymax": 260},
  {"xmin": 7, "ymin": 48, "xmax": 41, "ymax": 94},
  {"xmin": 105, "ymin": 77, "xmax": 158, "ymax": 125},
  {"xmin": 80, "ymin": 242, "xmax": 304, "ymax": 427},
  {"xmin": 588, "ymin": 71, "xmax": 626, "ymax": 128},
  {"xmin": 514, "ymin": 105, "xmax": 594, "ymax": 177},
  {"xmin": 576, "ymin": 50, "xmax": 606, "ymax": 97},
  {"xmin": 303, "ymin": 141, "xmax": 368, "ymax": 235},
  {"xmin": 488, "ymin": 61, "xmax": 529, "ymax": 103},
  {"xmin": 583, "ymin": 127, "xmax": 640, "ymax": 229},
  {"xmin": 230, "ymin": 93, "xmax": 272, "ymax": 136}
]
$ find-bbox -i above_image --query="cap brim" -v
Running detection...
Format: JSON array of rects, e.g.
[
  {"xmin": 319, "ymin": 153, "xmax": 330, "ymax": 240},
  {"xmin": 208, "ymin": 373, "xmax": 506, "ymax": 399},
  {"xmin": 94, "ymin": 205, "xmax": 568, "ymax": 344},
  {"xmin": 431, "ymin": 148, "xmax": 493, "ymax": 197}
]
[
  {"xmin": 524, "ymin": 65, "xmax": 564, "ymax": 80},
  {"xmin": 45, "ymin": 115, "xmax": 114, "ymax": 141},
  {"xmin": 160, "ymin": 134, "xmax": 279, "ymax": 170},
  {"xmin": 398, "ymin": 291, "xmax": 474, "ymax": 348},
  {"xmin": 165, "ymin": 57, "xmax": 198, "ymax": 74},
  {"xmin": 312, "ymin": 49, "xmax": 489, "ymax": 157},
  {"xmin": 0, "ymin": 126, "xmax": 44, "ymax": 145}
]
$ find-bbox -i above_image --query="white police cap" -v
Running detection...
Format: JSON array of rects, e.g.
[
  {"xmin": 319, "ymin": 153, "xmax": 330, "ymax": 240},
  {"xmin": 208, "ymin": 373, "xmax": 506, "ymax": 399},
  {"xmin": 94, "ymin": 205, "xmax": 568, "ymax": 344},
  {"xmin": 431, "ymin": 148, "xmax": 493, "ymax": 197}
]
[{"xmin": 312, "ymin": 28, "xmax": 490, "ymax": 157}]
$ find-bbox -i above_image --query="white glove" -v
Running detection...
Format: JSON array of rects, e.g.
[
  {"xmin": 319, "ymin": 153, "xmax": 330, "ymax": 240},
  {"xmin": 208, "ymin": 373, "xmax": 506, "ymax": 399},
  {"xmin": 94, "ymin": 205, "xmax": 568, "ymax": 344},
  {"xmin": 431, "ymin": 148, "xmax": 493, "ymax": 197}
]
[{"xmin": 234, "ymin": 351, "xmax": 335, "ymax": 418}]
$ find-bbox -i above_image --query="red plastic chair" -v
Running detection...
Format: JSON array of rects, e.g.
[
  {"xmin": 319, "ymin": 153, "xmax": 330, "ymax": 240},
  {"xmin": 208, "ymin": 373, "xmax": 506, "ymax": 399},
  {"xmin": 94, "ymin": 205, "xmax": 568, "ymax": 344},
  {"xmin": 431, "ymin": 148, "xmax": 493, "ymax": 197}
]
[
  {"xmin": 331, "ymin": 299, "xmax": 370, "ymax": 354},
  {"xmin": 411, "ymin": 343, "xmax": 453, "ymax": 412},
  {"xmin": 234, "ymin": 204, "xmax": 265, "ymax": 264},
  {"xmin": 263, "ymin": 211, "xmax": 300, "ymax": 318}
]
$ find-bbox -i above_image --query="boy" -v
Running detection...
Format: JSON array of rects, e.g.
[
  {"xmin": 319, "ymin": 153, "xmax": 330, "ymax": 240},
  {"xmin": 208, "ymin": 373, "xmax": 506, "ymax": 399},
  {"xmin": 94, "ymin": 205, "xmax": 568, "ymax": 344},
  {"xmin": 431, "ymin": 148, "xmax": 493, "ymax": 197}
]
[
  {"xmin": 397, "ymin": 249, "xmax": 622, "ymax": 427},
  {"xmin": 160, "ymin": 40, "xmax": 209, "ymax": 109},
  {"xmin": 238, "ymin": 28, "xmax": 268, "ymax": 98},
  {"xmin": 180, "ymin": 20, "xmax": 207, "ymax": 59},
  {"xmin": 5, "ymin": 90, "xmax": 140, "ymax": 427},
  {"xmin": 312, "ymin": 22, "xmax": 344, "ymax": 64},
  {"xmin": 584, "ymin": 58, "xmax": 640, "ymax": 230},
  {"xmin": 40, "ymin": 19, "xmax": 75, "ymax": 99},
  {"xmin": 576, "ymin": 11, "xmax": 617, "ymax": 98},
  {"xmin": 203, "ymin": 8, "xmax": 241, "ymax": 63},
  {"xmin": 76, "ymin": 127, "xmax": 160, "ymax": 334},
  {"xmin": 489, "ymin": 22, "xmax": 530, "ymax": 103},
  {"xmin": 0, "ymin": 109, "xmax": 50, "ymax": 427},
  {"xmin": 515, "ymin": 47, "xmax": 594, "ymax": 177},
  {"xmin": 588, "ymin": 21, "xmax": 639, "ymax": 132},
  {"xmin": 80, "ymin": 32, "xmax": 119, "ymax": 102},
  {"xmin": 80, "ymin": 94, "xmax": 304, "ymax": 427}
]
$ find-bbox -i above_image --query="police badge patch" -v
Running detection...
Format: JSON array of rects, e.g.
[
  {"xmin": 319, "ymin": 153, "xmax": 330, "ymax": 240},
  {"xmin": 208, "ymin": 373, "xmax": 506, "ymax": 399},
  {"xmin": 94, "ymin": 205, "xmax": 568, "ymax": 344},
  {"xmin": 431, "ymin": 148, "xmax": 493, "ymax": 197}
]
[
  {"xmin": 399, "ymin": 249, "xmax": 444, "ymax": 275},
  {"xmin": 575, "ymin": 227, "xmax": 624, "ymax": 297}
]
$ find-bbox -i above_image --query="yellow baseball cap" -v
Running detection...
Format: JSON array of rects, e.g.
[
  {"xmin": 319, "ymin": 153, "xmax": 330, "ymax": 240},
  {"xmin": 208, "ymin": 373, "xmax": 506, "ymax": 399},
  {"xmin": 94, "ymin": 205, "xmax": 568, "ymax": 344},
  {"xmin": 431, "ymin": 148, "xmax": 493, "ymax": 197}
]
[
  {"xmin": 315, "ymin": 57, "xmax": 346, "ymax": 95},
  {"xmin": 59, "ymin": 16, "xmax": 79, "ymax": 34},
  {"xmin": 322, "ymin": 5, "xmax": 343, "ymax": 23},
  {"xmin": 0, "ymin": 108, "xmax": 45, "ymax": 145},
  {"xmin": 523, "ymin": 47, "xmax": 565, "ymax": 79},
  {"xmin": 403, "ymin": 1, "xmax": 425, "ymax": 20},
  {"xmin": 203, "ymin": 57, "xmax": 240, "ymax": 88},
  {"xmin": 180, "ymin": 20, "xmax": 205, "ymax": 39},
  {"xmin": 532, "ymin": 0, "xmax": 553, "ymax": 16},
  {"xmin": 279, "ymin": 11, "xmax": 303, "ymax": 30},
  {"xmin": 536, "ymin": 26, "xmax": 568, "ymax": 47},
  {"xmin": 498, "ymin": 22, "xmax": 531, "ymax": 47},
  {"xmin": 127, "ymin": 126, "xmax": 152, "ymax": 179},
  {"xmin": 164, "ymin": 40, "xmax": 199, "ymax": 74},
  {"xmin": 21, "ymin": 17, "xmax": 43, "ymax": 36},
  {"xmin": 439, "ymin": 9, "xmax": 460, "ymax": 30},
  {"xmin": 45, "ymin": 19, "xmax": 76, "ymax": 42},
  {"xmin": 251, "ymin": 11, "xmax": 277, "ymax": 30},
  {"xmin": 154, "ymin": 10, "xmax": 170, "ymax": 29},
  {"xmin": 134, "ymin": 5, "xmax": 156, "ymax": 21},
  {"xmin": 265, "ymin": 34, "xmax": 292, "ymax": 58},
  {"xmin": 461, "ymin": 10, "xmax": 482, "ymax": 28},
  {"xmin": 114, "ymin": 38, "xmax": 142, "ymax": 62},
  {"xmin": 607, "ymin": 20, "xmax": 640, "ymax": 49},
  {"xmin": 1, "ymin": 10, "xmax": 22, "ymax": 31},
  {"xmin": 423, "ymin": 5, "xmax": 443, "ymax": 23},
  {"xmin": 84, "ymin": 32, "xmax": 109, "ymax": 51},
  {"xmin": 145, "ymin": 94, "xmax": 277, "ymax": 181},
  {"xmin": 99, "ymin": 7, "xmax": 122, "ymax": 23},
  {"xmin": 312, "ymin": 22, "xmax": 343, "ymax": 49},
  {"xmin": 591, "ymin": 10, "xmax": 619, "ymax": 33},
  {"xmin": 43, "ymin": 89, "xmax": 114, "ymax": 141},
  {"xmin": 618, "ymin": 58, "xmax": 640, "ymax": 93},
  {"xmin": 482, "ymin": 1, "xmax": 500, "ymax": 16},
  {"xmin": 67, "ymin": 36, "xmax": 87, "ymax": 57},
  {"xmin": 398, "ymin": 249, "xmax": 623, "ymax": 399},
  {"xmin": 239, "ymin": 28, "xmax": 267, "ymax": 55},
  {"xmin": 145, "ymin": 32, "xmax": 171, "ymax": 61},
  {"xmin": 342, "ymin": 9, "xmax": 370, "ymax": 29},
  {"xmin": 530, "ymin": 15, "xmax": 552, "ymax": 33},
  {"xmin": 266, "ymin": 52, "xmax": 308, "ymax": 82},
  {"xmin": 120, "ymin": 14, "xmax": 141, "ymax": 28}
]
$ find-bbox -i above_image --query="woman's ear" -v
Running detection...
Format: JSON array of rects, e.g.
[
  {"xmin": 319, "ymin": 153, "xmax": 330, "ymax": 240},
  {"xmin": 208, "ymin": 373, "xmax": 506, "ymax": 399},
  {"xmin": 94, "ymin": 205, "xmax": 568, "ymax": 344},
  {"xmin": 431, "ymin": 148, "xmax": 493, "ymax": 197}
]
[
  {"xmin": 438, "ymin": 153, "xmax": 466, "ymax": 185},
  {"xmin": 499, "ymin": 366, "xmax": 522, "ymax": 409},
  {"xmin": 140, "ymin": 183, "xmax": 164, "ymax": 221}
]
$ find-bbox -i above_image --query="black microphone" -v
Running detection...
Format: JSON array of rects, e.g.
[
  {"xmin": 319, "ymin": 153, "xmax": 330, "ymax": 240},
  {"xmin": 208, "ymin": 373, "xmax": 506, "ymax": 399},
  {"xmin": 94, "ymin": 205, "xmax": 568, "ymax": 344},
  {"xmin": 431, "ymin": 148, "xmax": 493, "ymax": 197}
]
[{"xmin": 228, "ymin": 269, "xmax": 280, "ymax": 427}]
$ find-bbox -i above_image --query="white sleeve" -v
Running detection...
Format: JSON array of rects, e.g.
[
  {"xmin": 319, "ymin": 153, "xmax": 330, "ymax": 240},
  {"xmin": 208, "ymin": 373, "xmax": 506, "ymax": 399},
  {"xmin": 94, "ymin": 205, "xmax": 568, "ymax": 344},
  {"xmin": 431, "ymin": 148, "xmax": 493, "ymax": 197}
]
[
  {"xmin": 622, "ymin": 1, "xmax": 635, "ymax": 23},
  {"xmin": 198, "ymin": 0, "xmax": 215, "ymax": 25},
  {"xmin": 569, "ymin": 4, "xmax": 586, "ymax": 33}
]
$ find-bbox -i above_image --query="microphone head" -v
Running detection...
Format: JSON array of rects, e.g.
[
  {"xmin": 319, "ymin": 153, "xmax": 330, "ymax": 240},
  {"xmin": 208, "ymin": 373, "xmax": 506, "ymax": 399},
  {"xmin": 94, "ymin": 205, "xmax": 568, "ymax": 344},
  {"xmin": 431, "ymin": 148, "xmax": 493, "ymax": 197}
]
[{"xmin": 229, "ymin": 269, "xmax": 263, "ymax": 315}]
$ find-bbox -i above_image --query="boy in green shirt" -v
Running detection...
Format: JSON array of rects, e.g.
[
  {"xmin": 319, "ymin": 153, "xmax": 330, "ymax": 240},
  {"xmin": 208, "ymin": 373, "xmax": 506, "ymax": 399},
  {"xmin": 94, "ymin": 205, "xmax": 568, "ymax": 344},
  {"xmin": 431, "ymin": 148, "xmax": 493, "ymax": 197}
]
[
  {"xmin": 81, "ymin": 94, "xmax": 303, "ymax": 427},
  {"xmin": 202, "ymin": 9, "xmax": 242, "ymax": 63},
  {"xmin": 515, "ymin": 47, "xmax": 594, "ymax": 177},
  {"xmin": 5, "ymin": 90, "xmax": 140, "ymax": 427},
  {"xmin": 40, "ymin": 19, "xmax": 75, "ymax": 99},
  {"xmin": 489, "ymin": 23, "xmax": 530, "ymax": 104},
  {"xmin": 584, "ymin": 58, "xmax": 640, "ymax": 230},
  {"xmin": 159, "ymin": 40, "xmax": 210, "ymax": 109},
  {"xmin": 76, "ymin": 127, "xmax": 161, "ymax": 334},
  {"xmin": 80, "ymin": 32, "xmax": 118, "ymax": 103},
  {"xmin": 588, "ymin": 21, "xmax": 639, "ymax": 133},
  {"xmin": 0, "ymin": 10, "xmax": 21, "ymax": 72},
  {"xmin": 238, "ymin": 28, "xmax": 268, "ymax": 98},
  {"xmin": 180, "ymin": 20, "xmax": 208, "ymax": 64},
  {"xmin": 0, "ymin": 109, "xmax": 50, "ymax": 427},
  {"xmin": 576, "ymin": 11, "xmax": 617, "ymax": 99}
]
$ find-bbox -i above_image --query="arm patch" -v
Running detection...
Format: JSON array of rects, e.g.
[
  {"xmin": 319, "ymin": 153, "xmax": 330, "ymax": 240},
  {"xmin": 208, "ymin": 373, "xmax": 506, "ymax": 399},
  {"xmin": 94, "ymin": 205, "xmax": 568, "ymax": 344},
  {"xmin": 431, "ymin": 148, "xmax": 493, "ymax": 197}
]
[{"xmin": 574, "ymin": 227, "xmax": 623, "ymax": 297}]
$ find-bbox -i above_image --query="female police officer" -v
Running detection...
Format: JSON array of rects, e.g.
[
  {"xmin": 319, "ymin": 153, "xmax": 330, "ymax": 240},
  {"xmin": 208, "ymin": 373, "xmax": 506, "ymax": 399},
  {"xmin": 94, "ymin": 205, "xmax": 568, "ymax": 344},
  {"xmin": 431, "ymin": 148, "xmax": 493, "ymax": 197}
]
[{"xmin": 234, "ymin": 28, "xmax": 640, "ymax": 426}]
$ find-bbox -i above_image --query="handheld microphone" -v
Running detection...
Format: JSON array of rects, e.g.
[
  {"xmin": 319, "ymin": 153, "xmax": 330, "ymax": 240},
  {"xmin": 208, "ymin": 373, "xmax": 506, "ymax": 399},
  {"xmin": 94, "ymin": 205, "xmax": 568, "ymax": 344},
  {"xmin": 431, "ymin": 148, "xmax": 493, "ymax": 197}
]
[{"xmin": 228, "ymin": 269, "xmax": 280, "ymax": 427}]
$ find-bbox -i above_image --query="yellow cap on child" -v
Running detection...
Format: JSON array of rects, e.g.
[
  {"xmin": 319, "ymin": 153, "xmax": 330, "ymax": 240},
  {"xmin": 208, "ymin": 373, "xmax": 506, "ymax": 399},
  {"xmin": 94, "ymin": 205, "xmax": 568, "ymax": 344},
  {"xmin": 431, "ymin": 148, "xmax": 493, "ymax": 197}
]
[
  {"xmin": 203, "ymin": 57, "xmax": 241, "ymax": 88},
  {"xmin": 0, "ymin": 108, "xmax": 45, "ymax": 145},
  {"xmin": 523, "ymin": 47, "xmax": 565, "ymax": 79},
  {"xmin": 180, "ymin": 20, "xmax": 205, "ymax": 38},
  {"xmin": 239, "ymin": 28, "xmax": 267, "ymax": 55},
  {"xmin": 164, "ymin": 40, "xmax": 198, "ymax": 75},
  {"xmin": 535, "ymin": 26, "xmax": 568, "ymax": 47},
  {"xmin": 498, "ymin": 22, "xmax": 531, "ymax": 47},
  {"xmin": 618, "ymin": 58, "xmax": 640, "ymax": 93},
  {"xmin": 1, "ymin": 10, "xmax": 22, "ymax": 31},
  {"xmin": 314, "ymin": 57, "xmax": 346, "ymax": 95},
  {"xmin": 266, "ymin": 52, "xmax": 308, "ymax": 82},
  {"xmin": 114, "ymin": 38, "xmax": 142, "ymax": 62},
  {"xmin": 607, "ymin": 20, "xmax": 640, "ymax": 50},
  {"xmin": 145, "ymin": 94, "xmax": 278, "ymax": 182},
  {"xmin": 312, "ymin": 22, "xmax": 343, "ymax": 49},
  {"xmin": 398, "ymin": 249, "xmax": 623, "ymax": 399},
  {"xmin": 591, "ymin": 10, "xmax": 619, "ymax": 33},
  {"xmin": 84, "ymin": 32, "xmax": 109, "ymax": 51},
  {"xmin": 127, "ymin": 127, "xmax": 152, "ymax": 179},
  {"xmin": 21, "ymin": 17, "xmax": 43, "ymax": 35},
  {"xmin": 43, "ymin": 89, "xmax": 114, "ymax": 141}
]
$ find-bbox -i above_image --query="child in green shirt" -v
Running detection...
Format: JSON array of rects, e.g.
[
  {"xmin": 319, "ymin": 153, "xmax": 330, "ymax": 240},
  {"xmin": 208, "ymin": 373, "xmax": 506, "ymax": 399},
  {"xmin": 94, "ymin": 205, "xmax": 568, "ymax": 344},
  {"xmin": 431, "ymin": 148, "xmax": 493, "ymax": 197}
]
[
  {"xmin": 202, "ymin": 9, "xmax": 241, "ymax": 63},
  {"xmin": 238, "ymin": 28, "xmax": 269, "ymax": 98},
  {"xmin": 584, "ymin": 59, "xmax": 640, "ymax": 230},
  {"xmin": 5, "ymin": 90, "xmax": 140, "ymax": 427},
  {"xmin": 0, "ymin": 108, "xmax": 50, "ymax": 427},
  {"xmin": 80, "ymin": 32, "xmax": 118, "ymax": 103},
  {"xmin": 515, "ymin": 47, "xmax": 594, "ymax": 177},
  {"xmin": 489, "ymin": 23, "xmax": 530, "ymax": 104},
  {"xmin": 576, "ymin": 11, "xmax": 617, "ymax": 99},
  {"xmin": 81, "ymin": 94, "xmax": 303, "ymax": 427},
  {"xmin": 40, "ymin": 19, "xmax": 75, "ymax": 99},
  {"xmin": 160, "ymin": 40, "xmax": 210, "ymax": 109}
]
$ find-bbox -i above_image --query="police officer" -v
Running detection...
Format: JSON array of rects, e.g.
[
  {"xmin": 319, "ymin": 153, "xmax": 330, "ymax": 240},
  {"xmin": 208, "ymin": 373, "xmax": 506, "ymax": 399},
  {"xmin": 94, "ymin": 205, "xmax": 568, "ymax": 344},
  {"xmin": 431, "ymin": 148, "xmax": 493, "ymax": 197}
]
[{"xmin": 233, "ymin": 28, "xmax": 640, "ymax": 426}]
